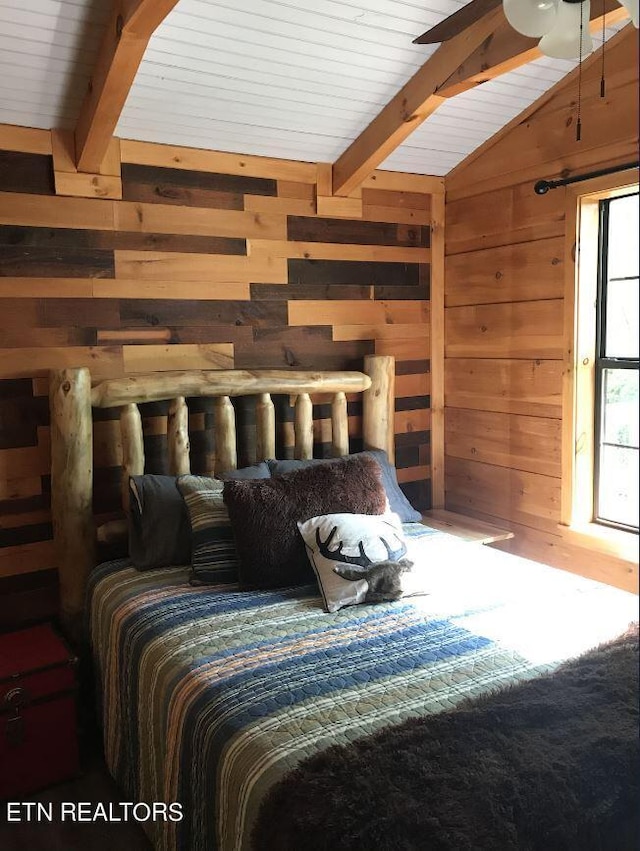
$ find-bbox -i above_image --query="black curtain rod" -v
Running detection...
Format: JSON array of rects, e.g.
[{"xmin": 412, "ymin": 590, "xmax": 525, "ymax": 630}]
[{"xmin": 534, "ymin": 161, "xmax": 640, "ymax": 195}]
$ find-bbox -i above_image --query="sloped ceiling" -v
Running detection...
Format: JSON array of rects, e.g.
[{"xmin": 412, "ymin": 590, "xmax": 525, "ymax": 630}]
[{"xmin": 0, "ymin": 0, "xmax": 629, "ymax": 175}]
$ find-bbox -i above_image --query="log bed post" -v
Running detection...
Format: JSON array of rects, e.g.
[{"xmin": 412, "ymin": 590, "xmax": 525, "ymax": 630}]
[
  {"xmin": 50, "ymin": 368, "xmax": 96, "ymax": 639},
  {"xmin": 363, "ymin": 355, "xmax": 395, "ymax": 463}
]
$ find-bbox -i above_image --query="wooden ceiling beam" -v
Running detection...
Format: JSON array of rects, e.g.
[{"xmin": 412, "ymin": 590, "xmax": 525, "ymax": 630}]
[
  {"xmin": 331, "ymin": 7, "xmax": 504, "ymax": 197},
  {"xmin": 74, "ymin": 0, "xmax": 179, "ymax": 174},
  {"xmin": 438, "ymin": 0, "xmax": 628, "ymax": 98},
  {"xmin": 332, "ymin": 0, "xmax": 629, "ymax": 197}
]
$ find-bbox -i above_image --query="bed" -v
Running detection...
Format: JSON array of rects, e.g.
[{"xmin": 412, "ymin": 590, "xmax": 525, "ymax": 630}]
[{"xmin": 48, "ymin": 355, "xmax": 639, "ymax": 851}]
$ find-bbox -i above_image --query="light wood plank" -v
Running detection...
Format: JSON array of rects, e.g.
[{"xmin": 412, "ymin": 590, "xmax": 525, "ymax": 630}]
[
  {"xmin": 333, "ymin": 324, "xmax": 429, "ymax": 341},
  {"xmin": 363, "ymin": 172, "xmax": 444, "ymax": 195},
  {"xmin": 445, "ymin": 456, "xmax": 561, "ymax": 534},
  {"xmin": 316, "ymin": 195, "xmax": 363, "ymax": 219},
  {"xmin": 0, "ymin": 124, "xmax": 51, "ymax": 155},
  {"xmin": 446, "ymin": 237, "xmax": 565, "ymax": 306},
  {"xmin": 445, "ymin": 299, "xmax": 564, "ymax": 359},
  {"xmin": 0, "ymin": 347, "xmax": 124, "ymax": 379},
  {"xmin": 0, "ymin": 279, "xmax": 94, "ymax": 299},
  {"xmin": 396, "ymin": 373, "xmax": 430, "ymax": 398},
  {"xmin": 395, "ymin": 409, "xmax": 431, "ymax": 434},
  {"xmin": 93, "ymin": 280, "xmax": 251, "ymax": 300},
  {"xmin": 0, "ymin": 192, "xmax": 115, "ymax": 231},
  {"xmin": 375, "ymin": 338, "xmax": 430, "ymax": 360},
  {"xmin": 114, "ymin": 250, "xmax": 287, "ymax": 283},
  {"xmin": 331, "ymin": 8, "xmax": 502, "ymax": 196},
  {"xmin": 421, "ymin": 509, "xmax": 514, "ymax": 543},
  {"xmin": 54, "ymin": 171, "xmax": 122, "ymax": 200},
  {"xmin": 446, "ymin": 408, "xmax": 562, "ymax": 477},
  {"xmin": 120, "ymin": 138, "xmax": 317, "ymax": 183},
  {"xmin": 445, "ymin": 358, "xmax": 563, "ymax": 418},
  {"xmin": 114, "ymin": 200, "xmax": 286, "ymax": 240},
  {"xmin": 289, "ymin": 300, "xmax": 429, "ymax": 327},
  {"xmin": 122, "ymin": 344, "xmax": 234, "ymax": 373},
  {"xmin": 75, "ymin": 1, "xmax": 180, "ymax": 173}
]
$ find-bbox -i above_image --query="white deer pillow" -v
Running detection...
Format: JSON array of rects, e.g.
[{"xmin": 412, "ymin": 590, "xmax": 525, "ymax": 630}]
[{"xmin": 298, "ymin": 511, "xmax": 414, "ymax": 613}]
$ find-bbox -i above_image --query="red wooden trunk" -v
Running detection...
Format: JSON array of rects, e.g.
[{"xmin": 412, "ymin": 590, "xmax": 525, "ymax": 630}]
[{"xmin": 0, "ymin": 623, "xmax": 79, "ymax": 799}]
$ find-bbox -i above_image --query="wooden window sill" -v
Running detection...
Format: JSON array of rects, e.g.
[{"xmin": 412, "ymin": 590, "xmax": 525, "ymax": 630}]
[
  {"xmin": 559, "ymin": 522, "xmax": 639, "ymax": 564},
  {"xmin": 421, "ymin": 510, "xmax": 514, "ymax": 545}
]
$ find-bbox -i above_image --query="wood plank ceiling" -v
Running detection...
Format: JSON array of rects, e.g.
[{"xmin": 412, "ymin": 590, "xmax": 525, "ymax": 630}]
[{"xmin": 0, "ymin": 0, "xmax": 629, "ymax": 176}]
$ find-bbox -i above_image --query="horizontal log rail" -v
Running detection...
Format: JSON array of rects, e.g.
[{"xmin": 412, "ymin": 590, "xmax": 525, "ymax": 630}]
[{"xmin": 90, "ymin": 369, "xmax": 372, "ymax": 408}]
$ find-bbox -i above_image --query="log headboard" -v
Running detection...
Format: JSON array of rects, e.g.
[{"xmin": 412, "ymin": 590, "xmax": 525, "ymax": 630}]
[{"xmin": 49, "ymin": 354, "xmax": 395, "ymax": 635}]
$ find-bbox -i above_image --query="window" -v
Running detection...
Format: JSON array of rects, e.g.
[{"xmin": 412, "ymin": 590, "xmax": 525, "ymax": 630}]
[
  {"xmin": 594, "ymin": 193, "xmax": 639, "ymax": 532},
  {"xmin": 561, "ymin": 177, "xmax": 639, "ymax": 558}
]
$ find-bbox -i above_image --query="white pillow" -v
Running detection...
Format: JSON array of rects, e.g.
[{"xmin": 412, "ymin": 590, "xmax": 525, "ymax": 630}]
[{"xmin": 298, "ymin": 512, "xmax": 416, "ymax": 613}]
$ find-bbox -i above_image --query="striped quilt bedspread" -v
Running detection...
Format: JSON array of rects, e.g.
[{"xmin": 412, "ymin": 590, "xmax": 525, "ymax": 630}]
[{"xmin": 87, "ymin": 526, "xmax": 638, "ymax": 851}]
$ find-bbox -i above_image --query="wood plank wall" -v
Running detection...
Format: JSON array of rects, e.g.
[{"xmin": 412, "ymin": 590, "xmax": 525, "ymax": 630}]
[
  {"xmin": 0, "ymin": 128, "xmax": 438, "ymax": 629},
  {"xmin": 444, "ymin": 26, "xmax": 638, "ymax": 592}
]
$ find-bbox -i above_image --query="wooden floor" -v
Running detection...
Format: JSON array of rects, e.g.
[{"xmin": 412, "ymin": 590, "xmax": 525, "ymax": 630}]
[{"xmin": 0, "ymin": 750, "xmax": 152, "ymax": 851}]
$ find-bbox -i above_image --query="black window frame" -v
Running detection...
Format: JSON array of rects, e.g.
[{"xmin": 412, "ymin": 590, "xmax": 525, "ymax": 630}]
[{"xmin": 593, "ymin": 191, "xmax": 639, "ymax": 534}]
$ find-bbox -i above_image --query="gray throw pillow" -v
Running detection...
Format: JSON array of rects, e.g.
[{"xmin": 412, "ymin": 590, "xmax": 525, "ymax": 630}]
[
  {"xmin": 128, "ymin": 463, "xmax": 271, "ymax": 571},
  {"xmin": 267, "ymin": 450, "xmax": 421, "ymax": 522},
  {"xmin": 128, "ymin": 475, "xmax": 192, "ymax": 570}
]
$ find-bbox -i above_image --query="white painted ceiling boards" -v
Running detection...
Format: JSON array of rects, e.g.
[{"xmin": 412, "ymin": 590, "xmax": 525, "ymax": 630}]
[{"xmin": 0, "ymin": 0, "xmax": 630, "ymax": 175}]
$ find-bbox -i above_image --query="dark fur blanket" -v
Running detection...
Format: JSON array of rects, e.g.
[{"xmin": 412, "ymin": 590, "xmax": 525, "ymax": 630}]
[{"xmin": 254, "ymin": 624, "xmax": 639, "ymax": 851}]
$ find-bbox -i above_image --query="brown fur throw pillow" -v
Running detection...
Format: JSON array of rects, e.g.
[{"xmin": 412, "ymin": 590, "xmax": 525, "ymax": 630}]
[{"xmin": 223, "ymin": 454, "xmax": 387, "ymax": 589}]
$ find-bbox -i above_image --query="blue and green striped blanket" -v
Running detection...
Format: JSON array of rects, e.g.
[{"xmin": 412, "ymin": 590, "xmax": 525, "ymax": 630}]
[{"xmin": 87, "ymin": 527, "xmax": 637, "ymax": 851}]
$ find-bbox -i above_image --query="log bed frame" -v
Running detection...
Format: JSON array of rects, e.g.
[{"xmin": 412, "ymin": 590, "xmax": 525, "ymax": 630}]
[{"xmin": 49, "ymin": 354, "xmax": 395, "ymax": 636}]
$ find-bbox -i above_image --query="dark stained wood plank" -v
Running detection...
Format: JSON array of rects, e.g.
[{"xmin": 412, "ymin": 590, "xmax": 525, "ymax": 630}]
[
  {"xmin": 0, "ymin": 569, "xmax": 58, "ymax": 631},
  {"xmin": 0, "ymin": 151, "xmax": 55, "ymax": 196},
  {"xmin": 396, "ymin": 395, "xmax": 430, "ymax": 412},
  {"xmin": 0, "ymin": 522, "xmax": 52, "ymax": 548},
  {"xmin": 288, "ymin": 259, "xmax": 420, "ymax": 287},
  {"xmin": 374, "ymin": 283, "xmax": 429, "ymax": 300},
  {"xmin": 0, "ymin": 225, "xmax": 246, "ymax": 256},
  {"xmin": 250, "ymin": 283, "xmax": 372, "ymax": 301},
  {"xmin": 122, "ymin": 163, "xmax": 277, "ymax": 208},
  {"xmin": 395, "ymin": 444, "xmax": 420, "ymax": 469},
  {"xmin": 396, "ymin": 359, "xmax": 430, "ymax": 375},
  {"xmin": 401, "ymin": 478, "xmax": 430, "ymax": 510},
  {"xmin": 234, "ymin": 338, "xmax": 374, "ymax": 370},
  {"xmin": 0, "ymin": 385, "xmax": 44, "ymax": 449},
  {"xmin": 38, "ymin": 298, "xmax": 120, "ymax": 327},
  {"xmin": 395, "ymin": 430, "xmax": 431, "ymax": 448},
  {"xmin": 287, "ymin": 216, "xmax": 429, "ymax": 247},
  {"xmin": 0, "ymin": 246, "xmax": 114, "ymax": 278},
  {"xmin": 119, "ymin": 299, "xmax": 287, "ymax": 328}
]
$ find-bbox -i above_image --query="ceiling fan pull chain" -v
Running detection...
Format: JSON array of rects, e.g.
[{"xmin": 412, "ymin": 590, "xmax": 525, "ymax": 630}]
[
  {"xmin": 576, "ymin": 2, "xmax": 584, "ymax": 142},
  {"xmin": 601, "ymin": 0, "xmax": 607, "ymax": 96}
]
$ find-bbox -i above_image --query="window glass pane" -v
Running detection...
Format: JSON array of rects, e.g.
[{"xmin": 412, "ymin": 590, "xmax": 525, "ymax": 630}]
[
  {"xmin": 605, "ymin": 279, "xmax": 639, "ymax": 357},
  {"xmin": 602, "ymin": 368, "xmax": 639, "ymax": 447},
  {"xmin": 607, "ymin": 193, "xmax": 639, "ymax": 280},
  {"xmin": 597, "ymin": 445, "xmax": 639, "ymax": 530}
]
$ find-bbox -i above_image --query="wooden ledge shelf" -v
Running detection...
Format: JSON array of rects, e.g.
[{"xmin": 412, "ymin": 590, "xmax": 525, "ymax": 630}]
[{"xmin": 421, "ymin": 510, "xmax": 514, "ymax": 545}]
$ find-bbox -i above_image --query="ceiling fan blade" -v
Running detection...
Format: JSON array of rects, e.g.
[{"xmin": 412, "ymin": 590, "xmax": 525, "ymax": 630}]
[{"xmin": 413, "ymin": 0, "xmax": 503, "ymax": 44}]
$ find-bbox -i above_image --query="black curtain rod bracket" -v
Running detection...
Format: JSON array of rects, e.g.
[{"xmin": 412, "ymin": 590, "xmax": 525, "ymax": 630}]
[{"xmin": 534, "ymin": 161, "xmax": 640, "ymax": 195}]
